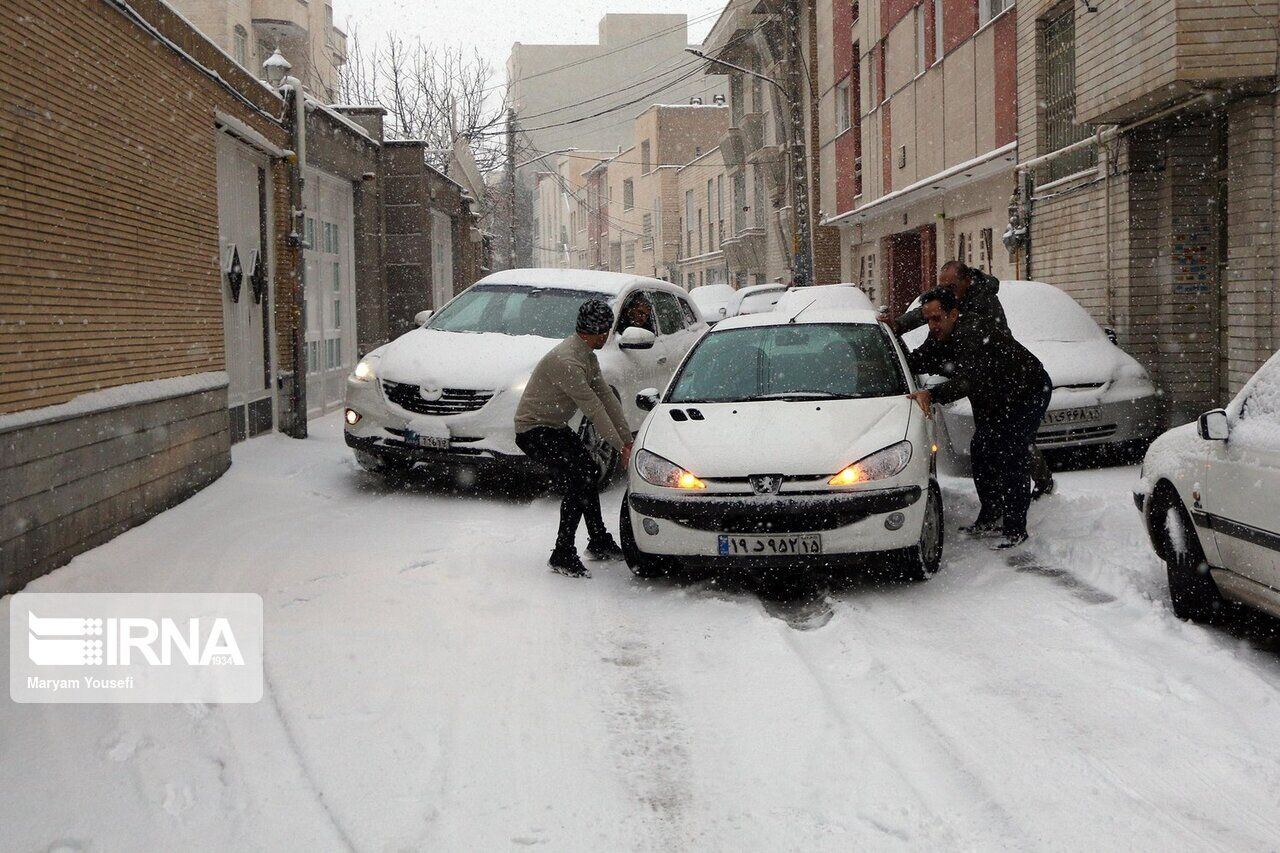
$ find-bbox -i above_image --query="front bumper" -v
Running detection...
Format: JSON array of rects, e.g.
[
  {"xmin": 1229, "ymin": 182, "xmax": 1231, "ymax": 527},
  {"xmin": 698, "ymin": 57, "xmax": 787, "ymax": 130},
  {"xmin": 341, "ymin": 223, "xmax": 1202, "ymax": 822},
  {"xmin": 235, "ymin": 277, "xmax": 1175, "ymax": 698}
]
[
  {"xmin": 942, "ymin": 393, "xmax": 1163, "ymax": 459},
  {"xmin": 627, "ymin": 485, "xmax": 926, "ymax": 559},
  {"xmin": 343, "ymin": 373, "xmax": 527, "ymax": 465}
]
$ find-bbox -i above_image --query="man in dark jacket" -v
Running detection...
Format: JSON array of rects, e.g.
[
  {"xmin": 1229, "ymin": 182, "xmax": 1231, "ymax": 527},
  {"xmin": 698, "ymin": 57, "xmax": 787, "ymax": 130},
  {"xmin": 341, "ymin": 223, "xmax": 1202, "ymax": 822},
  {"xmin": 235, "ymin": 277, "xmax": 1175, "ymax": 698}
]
[
  {"xmin": 883, "ymin": 261, "xmax": 1055, "ymax": 499},
  {"xmin": 515, "ymin": 299, "xmax": 632, "ymax": 578},
  {"xmin": 905, "ymin": 287, "xmax": 1052, "ymax": 548}
]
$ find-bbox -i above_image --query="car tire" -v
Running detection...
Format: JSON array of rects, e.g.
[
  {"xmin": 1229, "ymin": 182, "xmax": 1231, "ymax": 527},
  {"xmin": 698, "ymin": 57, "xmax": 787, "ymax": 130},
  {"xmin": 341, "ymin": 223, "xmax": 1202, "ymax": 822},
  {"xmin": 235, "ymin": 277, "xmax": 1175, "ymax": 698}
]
[
  {"xmin": 1150, "ymin": 487, "xmax": 1224, "ymax": 623},
  {"xmin": 887, "ymin": 481, "xmax": 944, "ymax": 582},
  {"xmin": 620, "ymin": 493, "xmax": 669, "ymax": 579},
  {"xmin": 579, "ymin": 417, "xmax": 620, "ymax": 491},
  {"xmin": 353, "ymin": 449, "xmax": 413, "ymax": 477}
]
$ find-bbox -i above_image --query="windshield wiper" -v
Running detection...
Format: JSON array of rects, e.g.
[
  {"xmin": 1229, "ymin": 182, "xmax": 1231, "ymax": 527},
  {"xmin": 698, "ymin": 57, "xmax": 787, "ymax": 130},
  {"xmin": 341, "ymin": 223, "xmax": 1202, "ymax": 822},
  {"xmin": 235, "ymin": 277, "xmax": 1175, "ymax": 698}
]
[{"xmin": 754, "ymin": 391, "xmax": 846, "ymax": 400}]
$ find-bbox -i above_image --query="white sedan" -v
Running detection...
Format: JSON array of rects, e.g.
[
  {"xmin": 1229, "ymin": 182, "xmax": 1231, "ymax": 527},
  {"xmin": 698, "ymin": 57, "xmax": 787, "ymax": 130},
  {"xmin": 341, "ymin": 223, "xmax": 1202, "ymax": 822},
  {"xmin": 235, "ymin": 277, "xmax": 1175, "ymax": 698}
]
[
  {"xmin": 620, "ymin": 307, "xmax": 942, "ymax": 582},
  {"xmin": 343, "ymin": 269, "xmax": 707, "ymax": 486},
  {"xmin": 1135, "ymin": 350, "xmax": 1280, "ymax": 623},
  {"xmin": 902, "ymin": 280, "xmax": 1162, "ymax": 470}
]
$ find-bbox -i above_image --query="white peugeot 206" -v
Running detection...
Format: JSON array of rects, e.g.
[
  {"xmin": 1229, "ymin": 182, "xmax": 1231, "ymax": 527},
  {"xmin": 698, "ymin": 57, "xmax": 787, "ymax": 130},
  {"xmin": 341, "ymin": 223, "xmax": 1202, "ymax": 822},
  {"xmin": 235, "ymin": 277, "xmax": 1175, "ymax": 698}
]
[
  {"xmin": 620, "ymin": 305, "xmax": 943, "ymax": 581},
  {"xmin": 343, "ymin": 269, "xmax": 707, "ymax": 486}
]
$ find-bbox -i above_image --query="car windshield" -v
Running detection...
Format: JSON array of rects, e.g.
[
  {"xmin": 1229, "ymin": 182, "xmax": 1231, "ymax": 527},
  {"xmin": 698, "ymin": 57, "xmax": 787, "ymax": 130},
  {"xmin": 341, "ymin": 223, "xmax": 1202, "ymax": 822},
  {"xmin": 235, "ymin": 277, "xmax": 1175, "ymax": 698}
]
[
  {"xmin": 668, "ymin": 323, "xmax": 908, "ymax": 403},
  {"xmin": 426, "ymin": 285, "xmax": 611, "ymax": 338}
]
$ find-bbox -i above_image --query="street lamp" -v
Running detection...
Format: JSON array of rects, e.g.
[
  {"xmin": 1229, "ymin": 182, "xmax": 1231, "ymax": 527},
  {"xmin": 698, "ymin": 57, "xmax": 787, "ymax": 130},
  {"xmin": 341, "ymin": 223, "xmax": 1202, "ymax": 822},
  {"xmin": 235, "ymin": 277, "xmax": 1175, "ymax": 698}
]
[{"xmin": 685, "ymin": 46, "xmax": 814, "ymax": 287}]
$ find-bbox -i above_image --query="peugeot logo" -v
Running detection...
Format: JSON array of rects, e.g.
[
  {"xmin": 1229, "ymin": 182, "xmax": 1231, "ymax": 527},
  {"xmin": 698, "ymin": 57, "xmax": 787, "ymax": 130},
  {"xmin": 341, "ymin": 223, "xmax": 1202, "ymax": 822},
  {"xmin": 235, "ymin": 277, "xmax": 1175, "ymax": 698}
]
[
  {"xmin": 749, "ymin": 474, "xmax": 783, "ymax": 496},
  {"xmin": 418, "ymin": 386, "xmax": 444, "ymax": 402}
]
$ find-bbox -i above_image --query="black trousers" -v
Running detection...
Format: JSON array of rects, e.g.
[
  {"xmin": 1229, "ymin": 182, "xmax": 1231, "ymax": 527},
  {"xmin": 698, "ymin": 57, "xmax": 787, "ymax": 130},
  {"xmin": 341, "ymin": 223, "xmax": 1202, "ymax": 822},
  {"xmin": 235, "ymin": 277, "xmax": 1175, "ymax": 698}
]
[
  {"xmin": 516, "ymin": 427, "xmax": 609, "ymax": 557},
  {"xmin": 970, "ymin": 382, "xmax": 1053, "ymax": 537}
]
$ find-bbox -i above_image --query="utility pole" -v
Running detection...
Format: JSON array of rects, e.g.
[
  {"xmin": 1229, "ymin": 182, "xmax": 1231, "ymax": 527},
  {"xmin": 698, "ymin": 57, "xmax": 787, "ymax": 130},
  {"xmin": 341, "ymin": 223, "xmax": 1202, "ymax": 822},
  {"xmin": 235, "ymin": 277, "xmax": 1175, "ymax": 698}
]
[
  {"xmin": 781, "ymin": 0, "xmax": 814, "ymax": 287},
  {"xmin": 506, "ymin": 108, "xmax": 517, "ymax": 270}
]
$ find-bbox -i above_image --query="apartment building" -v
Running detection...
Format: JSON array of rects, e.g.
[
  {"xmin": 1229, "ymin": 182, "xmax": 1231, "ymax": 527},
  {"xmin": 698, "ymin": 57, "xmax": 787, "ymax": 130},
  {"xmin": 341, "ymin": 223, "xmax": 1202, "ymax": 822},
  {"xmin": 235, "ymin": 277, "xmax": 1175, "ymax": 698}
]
[
  {"xmin": 168, "ymin": 0, "xmax": 347, "ymax": 101},
  {"xmin": 1013, "ymin": 0, "xmax": 1280, "ymax": 423},
  {"xmin": 504, "ymin": 14, "xmax": 727, "ymax": 268},
  {"xmin": 675, "ymin": 147, "xmax": 732, "ymax": 290},
  {"xmin": 813, "ymin": 0, "xmax": 1018, "ymax": 314},
  {"xmin": 601, "ymin": 105, "xmax": 731, "ymax": 283},
  {"xmin": 533, "ymin": 152, "xmax": 612, "ymax": 269}
]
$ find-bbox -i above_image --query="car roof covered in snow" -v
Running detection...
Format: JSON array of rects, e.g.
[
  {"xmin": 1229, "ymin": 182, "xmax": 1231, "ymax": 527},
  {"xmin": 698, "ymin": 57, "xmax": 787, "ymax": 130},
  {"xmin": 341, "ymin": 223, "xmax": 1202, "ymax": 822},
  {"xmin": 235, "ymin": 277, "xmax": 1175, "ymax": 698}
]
[
  {"xmin": 904, "ymin": 279, "xmax": 1107, "ymax": 343},
  {"xmin": 772, "ymin": 284, "xmax": 875, "ymax": 315},
  {"xmin": 710, "ymin": 306, "xmax": 882, "ymax": 332},
  {"xmin": 474, "ymin": 268, "xmax": 675, "ymax": 296}
]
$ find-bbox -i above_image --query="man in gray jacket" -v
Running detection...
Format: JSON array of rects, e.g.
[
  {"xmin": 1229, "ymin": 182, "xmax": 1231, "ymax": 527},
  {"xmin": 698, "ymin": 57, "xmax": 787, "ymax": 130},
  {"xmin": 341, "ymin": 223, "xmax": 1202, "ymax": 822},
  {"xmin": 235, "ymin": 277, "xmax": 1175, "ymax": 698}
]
[{"xmin": 515, "ymin": 299, "xmax": 633, "ymax": 577}]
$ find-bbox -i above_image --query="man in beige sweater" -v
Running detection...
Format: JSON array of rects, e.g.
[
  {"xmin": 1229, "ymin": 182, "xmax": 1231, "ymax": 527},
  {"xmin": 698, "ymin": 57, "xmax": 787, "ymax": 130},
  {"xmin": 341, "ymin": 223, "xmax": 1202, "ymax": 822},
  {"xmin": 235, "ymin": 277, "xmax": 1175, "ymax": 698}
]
[{"xmin": 515, "ymin": 299, "xmax": 633, "ymax": 577}]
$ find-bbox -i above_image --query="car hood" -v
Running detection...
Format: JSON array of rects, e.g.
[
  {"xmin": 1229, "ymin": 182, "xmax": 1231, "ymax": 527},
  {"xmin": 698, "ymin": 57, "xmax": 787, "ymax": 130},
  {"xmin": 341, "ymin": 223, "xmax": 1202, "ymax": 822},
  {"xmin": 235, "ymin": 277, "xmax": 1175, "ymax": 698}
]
[
  {"xmin": 640, "ymin": 396, "xmax": 915, "ymax": 478},
  {"xmin": 377, "ymin": 329, "xmax": 560, "ymax": 390},
  {"xmin": 1025, "ymin": 339, "xmax": 1134, "ymax": 387}
]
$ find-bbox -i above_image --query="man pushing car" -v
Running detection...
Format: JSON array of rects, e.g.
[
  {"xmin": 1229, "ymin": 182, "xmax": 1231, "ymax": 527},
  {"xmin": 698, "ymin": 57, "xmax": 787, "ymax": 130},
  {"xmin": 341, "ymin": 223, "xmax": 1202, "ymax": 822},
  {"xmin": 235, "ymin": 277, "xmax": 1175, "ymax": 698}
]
[
  {"xmin": 515, "ymin": 299, "xmax": 632, "ymax": 578},
  {"xmin": 904, "ymin": 287, "xmax": 1052, "ymax": 550}
]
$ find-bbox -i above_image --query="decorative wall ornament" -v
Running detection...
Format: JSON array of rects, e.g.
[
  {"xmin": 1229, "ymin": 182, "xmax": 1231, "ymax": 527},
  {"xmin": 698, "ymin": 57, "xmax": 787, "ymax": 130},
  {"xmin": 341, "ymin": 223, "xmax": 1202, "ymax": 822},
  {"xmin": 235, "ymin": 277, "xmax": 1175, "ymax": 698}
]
[
  {"xmin": 248, "ymin": 248, "xmax": 267, "ymax": 304},
  {"xmin": 224, "ymin": 244, "xmax": 243, "ymax": 303}
]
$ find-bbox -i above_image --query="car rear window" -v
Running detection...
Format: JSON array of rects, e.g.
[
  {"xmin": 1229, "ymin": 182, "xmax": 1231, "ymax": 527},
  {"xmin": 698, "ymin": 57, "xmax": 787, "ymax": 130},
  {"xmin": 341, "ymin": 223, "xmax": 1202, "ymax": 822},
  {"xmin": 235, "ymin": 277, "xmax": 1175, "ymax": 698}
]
[{"xmin": 668, "ymin": 323, "xmax": 908, "ymax": 403}]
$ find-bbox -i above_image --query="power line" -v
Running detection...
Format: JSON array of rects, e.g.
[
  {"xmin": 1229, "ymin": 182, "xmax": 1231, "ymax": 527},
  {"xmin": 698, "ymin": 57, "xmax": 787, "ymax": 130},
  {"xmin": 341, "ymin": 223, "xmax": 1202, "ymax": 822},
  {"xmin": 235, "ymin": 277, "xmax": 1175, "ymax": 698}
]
[{"xmin": 511, "ymin": 53, "xmax": 699, "ymax": 124}]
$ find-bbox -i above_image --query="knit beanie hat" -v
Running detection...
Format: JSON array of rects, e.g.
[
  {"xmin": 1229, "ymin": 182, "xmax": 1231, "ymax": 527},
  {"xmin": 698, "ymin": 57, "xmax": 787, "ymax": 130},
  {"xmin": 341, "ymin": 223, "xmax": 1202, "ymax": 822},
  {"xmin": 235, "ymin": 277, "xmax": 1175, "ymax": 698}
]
[{"xmin": 576, "ymin": 299, "xmax": 615, "ymax": 335}]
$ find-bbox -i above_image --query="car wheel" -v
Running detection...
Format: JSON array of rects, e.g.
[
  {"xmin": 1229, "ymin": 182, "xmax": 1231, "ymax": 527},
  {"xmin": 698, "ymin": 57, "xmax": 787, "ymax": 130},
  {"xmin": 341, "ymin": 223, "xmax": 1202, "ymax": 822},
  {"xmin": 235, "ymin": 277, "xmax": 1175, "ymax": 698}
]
[
  {"xmin": 1151, "ymin": 487, "xmax": 1224, "ymax": 623},
  {"xmin": 353, "ymin": 449, "xmax": 413, "ymax": 477},
  {"xmin": 889, "ymin": 481, "xmax": 944, "ymax": 582},
  {"xmin": 579, "ymin": 418, "xmax": 620, "ymax": 491},
  {"xmin": 620, "ymin": 493, "xmax": 669, "ymax": 579}
]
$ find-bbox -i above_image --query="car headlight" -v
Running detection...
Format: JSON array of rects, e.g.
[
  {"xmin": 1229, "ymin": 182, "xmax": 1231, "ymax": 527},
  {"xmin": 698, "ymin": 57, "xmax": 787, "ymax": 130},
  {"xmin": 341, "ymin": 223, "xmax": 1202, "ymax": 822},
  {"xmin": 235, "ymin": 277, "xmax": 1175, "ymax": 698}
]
[
  {"xmin": 829, "ymin": 440, "xmax": 913, "ymax": 486},
  {"xmin": 352, "ymin": 357, "xmax": 378, "ymax": 382},
  {"xmin": 635, "ymin": 449, "xmax": 706, "ymax": 490}
]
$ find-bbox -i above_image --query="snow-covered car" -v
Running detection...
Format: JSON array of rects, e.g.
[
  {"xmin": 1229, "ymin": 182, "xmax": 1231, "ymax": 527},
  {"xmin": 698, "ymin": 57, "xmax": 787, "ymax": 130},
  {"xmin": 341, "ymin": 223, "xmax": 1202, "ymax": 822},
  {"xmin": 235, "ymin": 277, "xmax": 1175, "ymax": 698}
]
[
  {"xmin": 901, "ymin": 280, "xmax": 1162, "ymax": 469},
  {"xmin": 771, "ymin": 283, "xmax": 875, "ymax": 316},
  {"xmin": 343, "ymin": 269, "xmax": 707, "ymax": 485},
  {"xmin": 723, "ymin": 282, "xmax": 787, "ymax": 318},
  {"xmin": 620, "ymin": 307, "xmax": 943, "ymax": 581},
  {"xmin": 1135, "ymin": 350, "xmax": 1280, "ymax": 623},
  {"xmin": 688, "ymin": 283, "xmax": 736, "ymax": 325}
]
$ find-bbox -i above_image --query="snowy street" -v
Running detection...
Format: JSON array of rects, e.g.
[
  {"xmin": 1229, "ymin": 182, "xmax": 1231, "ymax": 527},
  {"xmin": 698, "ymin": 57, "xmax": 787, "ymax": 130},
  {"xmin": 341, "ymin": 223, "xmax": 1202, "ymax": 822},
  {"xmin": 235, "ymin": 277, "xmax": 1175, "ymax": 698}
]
[{"xmin": 4, "ymin": 413, "xmax": 1280, "ymax": 851}]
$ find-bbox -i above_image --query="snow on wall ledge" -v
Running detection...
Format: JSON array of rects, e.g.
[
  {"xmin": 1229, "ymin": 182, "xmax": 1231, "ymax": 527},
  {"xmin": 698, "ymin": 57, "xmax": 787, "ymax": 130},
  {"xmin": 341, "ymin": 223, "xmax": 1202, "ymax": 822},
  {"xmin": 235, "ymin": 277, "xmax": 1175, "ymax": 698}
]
[{"xmin": 0, "ymin": 372, "xmax": 229, "ymax": 434}]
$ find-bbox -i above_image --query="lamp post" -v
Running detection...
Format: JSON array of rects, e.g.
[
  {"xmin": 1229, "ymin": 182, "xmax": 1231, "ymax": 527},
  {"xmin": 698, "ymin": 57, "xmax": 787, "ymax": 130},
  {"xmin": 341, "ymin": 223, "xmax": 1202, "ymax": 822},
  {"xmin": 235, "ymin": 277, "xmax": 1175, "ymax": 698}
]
[{"xmin": 686, "ymin": 46, "xmax": 814, "ymax": 287}]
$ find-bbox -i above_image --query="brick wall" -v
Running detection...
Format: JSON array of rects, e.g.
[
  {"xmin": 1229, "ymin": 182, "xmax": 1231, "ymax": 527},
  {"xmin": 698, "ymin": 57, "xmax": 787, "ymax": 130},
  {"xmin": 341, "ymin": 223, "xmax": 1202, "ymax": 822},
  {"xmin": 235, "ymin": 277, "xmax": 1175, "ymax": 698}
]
[{"xmin": 0, "ymin": 0, "xmax": 289, "ymax": 415}]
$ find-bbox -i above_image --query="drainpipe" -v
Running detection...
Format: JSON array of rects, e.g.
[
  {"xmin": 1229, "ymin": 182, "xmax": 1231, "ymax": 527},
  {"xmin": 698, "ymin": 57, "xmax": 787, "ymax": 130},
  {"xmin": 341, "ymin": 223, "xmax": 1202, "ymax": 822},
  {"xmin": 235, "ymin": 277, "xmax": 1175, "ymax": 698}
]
[
  {"xmin": 265, "ymin": 50, "xmax": 308, "ymax": 438},
  {"xmin": 1100, "ymin": 127, "xmax": 1115, "ymax": 328}
]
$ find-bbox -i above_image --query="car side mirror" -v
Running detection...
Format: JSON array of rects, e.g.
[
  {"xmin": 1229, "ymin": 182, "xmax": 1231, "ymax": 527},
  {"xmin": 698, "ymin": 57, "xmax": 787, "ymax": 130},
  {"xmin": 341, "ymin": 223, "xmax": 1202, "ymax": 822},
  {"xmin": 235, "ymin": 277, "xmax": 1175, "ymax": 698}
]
[
  {"xmin": 1197, "ymin": 409, "xmax": 1229, "ymax": 441},
  {"xmin": 618, "ymin": 327, "xmax": 656, "ymax": 350},
  {"xmin": 414, "ymin": 309, "xmax": 434, "ymax": 327},
  {"xmin": 1103, "ymin": 326, "xmax": 1118, "ymax": 345},
  {"xmin": 636, "ymin": 387, "xmax": 660, "ymax": 411}
]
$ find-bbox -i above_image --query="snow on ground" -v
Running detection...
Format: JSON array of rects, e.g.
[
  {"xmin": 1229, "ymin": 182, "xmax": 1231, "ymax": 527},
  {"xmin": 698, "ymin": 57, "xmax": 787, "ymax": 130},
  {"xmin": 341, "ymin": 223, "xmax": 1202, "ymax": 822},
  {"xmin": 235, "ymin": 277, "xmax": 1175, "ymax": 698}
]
[{"xmin": 4, "ymin": 414, "xmax": 1280, "ymax": 851}]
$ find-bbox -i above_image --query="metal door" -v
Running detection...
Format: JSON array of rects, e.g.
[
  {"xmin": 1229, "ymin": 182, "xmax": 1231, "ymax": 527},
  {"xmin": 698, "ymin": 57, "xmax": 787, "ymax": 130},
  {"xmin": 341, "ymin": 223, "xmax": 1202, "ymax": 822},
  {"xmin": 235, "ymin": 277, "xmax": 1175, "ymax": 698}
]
[
  {"xmin": 216, "ymin": 132, "xmax": 274, "ymax": 442},
  {"xmin": 303, "ymin": 171, "xmax": 358, "ymax": 416}
]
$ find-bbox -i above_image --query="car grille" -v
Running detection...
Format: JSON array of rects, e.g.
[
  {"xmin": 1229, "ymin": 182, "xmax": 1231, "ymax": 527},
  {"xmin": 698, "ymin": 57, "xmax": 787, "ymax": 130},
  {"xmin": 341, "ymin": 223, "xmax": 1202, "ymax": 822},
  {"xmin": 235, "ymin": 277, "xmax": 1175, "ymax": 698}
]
[{"xmin": 381, "ymin": 381, "xmax": 494, "ymax": 416}]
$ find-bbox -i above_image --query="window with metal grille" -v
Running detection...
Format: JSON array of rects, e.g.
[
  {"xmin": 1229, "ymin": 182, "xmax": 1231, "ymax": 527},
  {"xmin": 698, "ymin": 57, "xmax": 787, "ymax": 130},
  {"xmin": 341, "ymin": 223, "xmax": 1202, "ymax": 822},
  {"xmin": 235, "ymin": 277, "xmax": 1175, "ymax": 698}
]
[
  {"xmin": 623, "ymin": 179, "xmax": 634, "ymax": 210},
  {"xmin": 642, "ymin": 213, "xmax": 653, "ymax": 250},
  {"xmin": 1041, "ymin": 7, "xmax": 1095, "ymax": 182}
]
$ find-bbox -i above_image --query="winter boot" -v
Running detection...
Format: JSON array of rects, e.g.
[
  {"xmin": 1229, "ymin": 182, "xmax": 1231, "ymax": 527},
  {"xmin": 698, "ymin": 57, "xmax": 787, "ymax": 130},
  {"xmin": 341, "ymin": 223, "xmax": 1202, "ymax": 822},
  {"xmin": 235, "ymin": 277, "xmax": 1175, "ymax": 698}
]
[
  {"xmin": 1031, "ymin": 476, "xmax": 1056, "ymax": 501},
  {"xmin": 993, "ymin": 532, "xmax": 1029, "ymax": 550},
  {"xmin": 585, "ymin": 536, "xmax": 624, "ymax": 561},
  {"xmin": 959, "ymin": 516, "xmax": 1002, "ymax": 537},
  {"xmin": 549, "ymin": 551, "xmax": 591, "ymax": 578}
]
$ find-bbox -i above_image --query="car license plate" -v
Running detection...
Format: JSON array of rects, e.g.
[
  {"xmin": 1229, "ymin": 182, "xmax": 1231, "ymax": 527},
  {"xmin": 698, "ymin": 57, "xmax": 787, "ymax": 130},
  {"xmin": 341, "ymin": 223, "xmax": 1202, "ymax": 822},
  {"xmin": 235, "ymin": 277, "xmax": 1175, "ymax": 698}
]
[
  {"xmin": 717, "ymin": 534, "xmax": 822, "ymax": 556},
  {"xmin": 402, "ymin": 429, "xmax": 449, "ymax": 450},
  {"xmin": 1042, "ymin": 406, "xmax": 1102, "ymax": 427}
]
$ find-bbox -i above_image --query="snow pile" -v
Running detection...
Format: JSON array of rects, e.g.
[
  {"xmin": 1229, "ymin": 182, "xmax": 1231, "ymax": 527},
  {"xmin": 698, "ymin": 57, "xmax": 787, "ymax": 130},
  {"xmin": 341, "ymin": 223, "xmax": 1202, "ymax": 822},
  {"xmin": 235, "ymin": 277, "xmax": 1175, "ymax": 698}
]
[{"xmin": 0, "ymin": 372, "xmax": 228, "ymax": 432}]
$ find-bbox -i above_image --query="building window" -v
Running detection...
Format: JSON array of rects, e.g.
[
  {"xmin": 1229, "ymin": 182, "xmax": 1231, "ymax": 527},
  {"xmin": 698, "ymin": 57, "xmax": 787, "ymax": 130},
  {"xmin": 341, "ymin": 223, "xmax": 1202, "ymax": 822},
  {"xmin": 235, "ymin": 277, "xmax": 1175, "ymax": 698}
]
[
  {"xmin": 979, "ymin": 0, "xmax": 1015, "ymax": 27},
  {"xmin": 624, "ymin": 242, "xmax": 636, "ymax": 269},
  {"xmin": 640, "ymin": 140, "xmax": 651, "ymax": 174},
  {"xmin": 866, "ymin": 48, "xmax": 878, "ymax": 110},
  {"xmin": 325, "ymin": 5, "xmax": 335, "ymax": 45},
  {"xmin": 1041, "ymin": 6, "xmax": 1095, "ymax": 181},
  {"xmin": 933, "ymin": 0, "xmax": 944, "ymax": 62},
  {"xmin": 715, "ymin": 175, "xmax": 724, "ymax": 247},
  {"xmin": 835, "ymin": 77, "xmax": 851, "ymax": 133},
  {"xmin": 915, "ymin": 6, "xmax": 926, "ymax": 76},
  {"xmin": 684, "ymin": 190, "xmax": 694, "ymax": 255},
  {"xmin": 623, "ymin": 179, "xmax": 634, "ymax": 210},
  {"xmin": 706, "ymin": 179, "xmax": 714, "ymax": 250},
  {"xmin": 642, "ymin": 213, "xmax": 653, "ymax": 249},
  {"xmin": 233, "ymin": 25, "xmax": 248, "ymax": 66}
]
